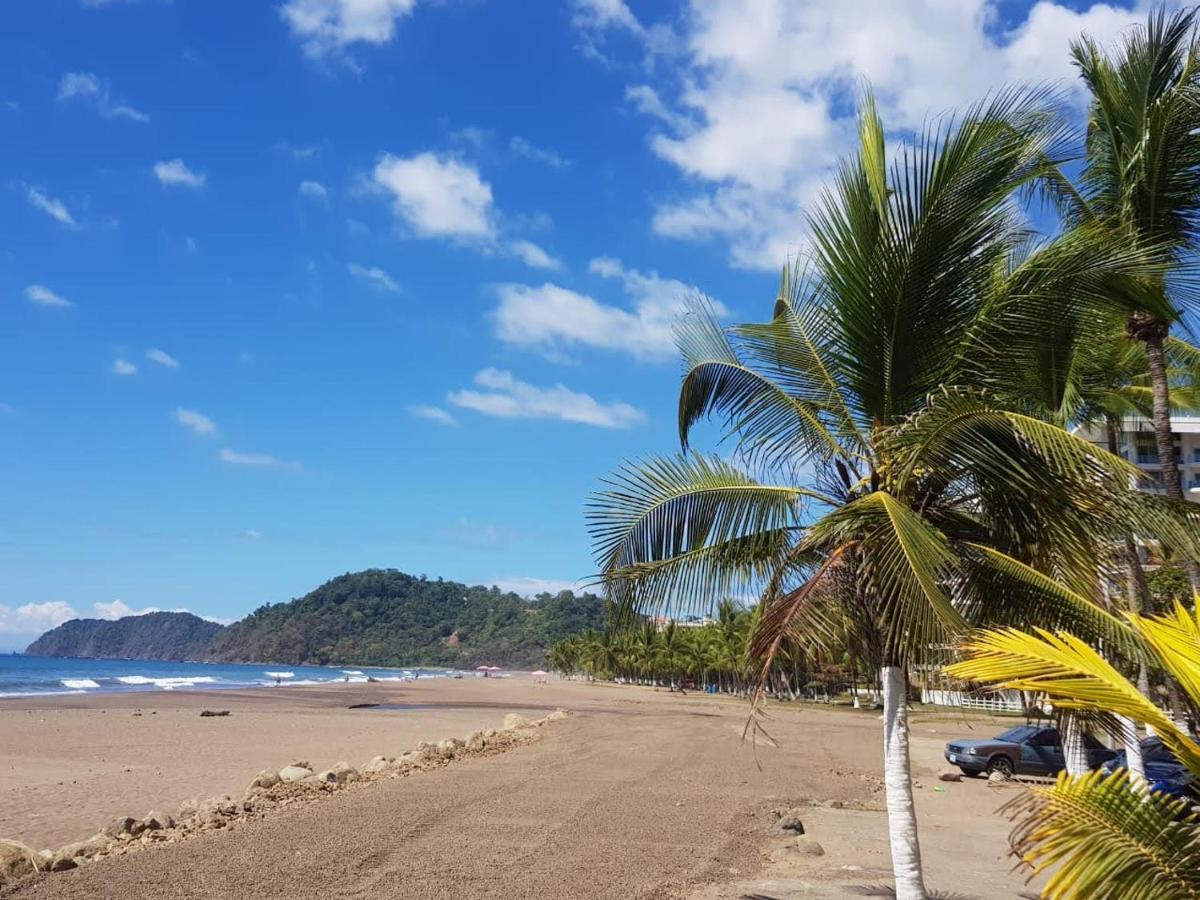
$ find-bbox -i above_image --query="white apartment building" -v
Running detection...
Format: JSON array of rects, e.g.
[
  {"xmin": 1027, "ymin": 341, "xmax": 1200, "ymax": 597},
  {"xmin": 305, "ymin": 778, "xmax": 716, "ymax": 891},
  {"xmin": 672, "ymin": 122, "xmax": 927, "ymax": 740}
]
[{"xmin": 1078, "ymin": 415, "xmax": 1200, "ymax": 502}]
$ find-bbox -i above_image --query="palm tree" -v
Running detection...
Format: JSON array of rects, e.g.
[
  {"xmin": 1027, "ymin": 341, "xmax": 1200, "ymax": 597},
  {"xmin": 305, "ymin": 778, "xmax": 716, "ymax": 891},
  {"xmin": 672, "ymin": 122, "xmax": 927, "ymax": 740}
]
[
  {"xmin": 1068, "ymin": 7, "xmax": 1200, "ymax": 581},
  {"xmin": 587, "ymin": 88, "xmax": 1194, "ymax": 898},
  {"xmin": 948, "ymin": 606, "xmax": 1200, "ymax": 898}
]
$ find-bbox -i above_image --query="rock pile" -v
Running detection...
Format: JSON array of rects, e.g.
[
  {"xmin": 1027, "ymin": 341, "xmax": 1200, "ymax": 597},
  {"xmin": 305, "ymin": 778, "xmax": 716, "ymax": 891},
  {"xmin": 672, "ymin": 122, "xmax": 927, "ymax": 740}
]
[{"xmin": 0, "ymin": 708, "xmax": 573, "ymax": 891}]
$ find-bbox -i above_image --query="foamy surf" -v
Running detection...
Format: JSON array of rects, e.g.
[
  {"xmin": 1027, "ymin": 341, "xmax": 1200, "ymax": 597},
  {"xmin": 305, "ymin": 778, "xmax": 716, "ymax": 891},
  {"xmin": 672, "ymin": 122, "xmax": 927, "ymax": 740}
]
[
  {"xmin": 116, "ymin": 675, "xmax": 218, "ymax": 688},
  {"xmin": 61, "ymin": 678, "xmax": 101, "ymax": 689}
]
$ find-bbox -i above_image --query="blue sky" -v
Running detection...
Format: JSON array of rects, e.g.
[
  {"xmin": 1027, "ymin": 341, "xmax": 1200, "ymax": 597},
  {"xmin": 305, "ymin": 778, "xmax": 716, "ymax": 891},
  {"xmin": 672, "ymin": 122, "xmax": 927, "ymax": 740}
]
[{"xmin": 0, "ymin": 0, "xmax": 1168, "ymax": 648}]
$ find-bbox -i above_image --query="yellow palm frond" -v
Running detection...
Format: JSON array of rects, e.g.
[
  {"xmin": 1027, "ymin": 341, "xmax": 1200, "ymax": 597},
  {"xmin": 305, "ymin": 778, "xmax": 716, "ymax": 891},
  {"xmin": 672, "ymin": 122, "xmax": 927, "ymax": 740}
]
[
  {"xmin": 1131, "ymin": 601, "xmax": 1200, "ymax": 707},
  {"xmin": 947, "ymin": 625, "xmax": 1200, "ymax": 776},
  {"xmin": 1005, "ymin": 769, "xmax": 1200, "ymax": 899}
]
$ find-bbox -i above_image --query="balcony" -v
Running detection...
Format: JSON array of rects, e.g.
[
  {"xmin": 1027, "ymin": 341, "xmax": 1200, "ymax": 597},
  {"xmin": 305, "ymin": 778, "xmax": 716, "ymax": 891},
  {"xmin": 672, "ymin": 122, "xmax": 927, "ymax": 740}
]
[{"xmin": 1136, "ymin": 452, "xmax": 1160, "ymax": 465}]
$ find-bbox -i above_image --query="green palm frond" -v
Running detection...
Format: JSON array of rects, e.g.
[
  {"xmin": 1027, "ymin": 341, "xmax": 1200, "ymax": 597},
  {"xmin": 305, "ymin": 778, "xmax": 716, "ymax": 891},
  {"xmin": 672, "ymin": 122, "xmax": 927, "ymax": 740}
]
[
  {"xmin": 1005, "ymin": 769, "xmax": 1200, "ymax": 900},
  {"xmin": 674, "ymin": 296, "xmax": 850, "ymax": 469},
  {"xmin": 588, "ymin": 454, "xmax": 832, "ymax": 616},
  {"xmin": 958, "ymin": 543, "xmax": 1139, "ymax": 657},
  {"xmin": 807, "ymin": 491, "xmax": 967, "ymax": 661}
]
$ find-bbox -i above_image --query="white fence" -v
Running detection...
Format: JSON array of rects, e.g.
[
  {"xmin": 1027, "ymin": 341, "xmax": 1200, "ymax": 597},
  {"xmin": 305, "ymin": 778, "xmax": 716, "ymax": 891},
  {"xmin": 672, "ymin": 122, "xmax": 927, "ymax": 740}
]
[{"xmin": 921, "ymin": 688, "xmax": 1024, "ymax": 713}]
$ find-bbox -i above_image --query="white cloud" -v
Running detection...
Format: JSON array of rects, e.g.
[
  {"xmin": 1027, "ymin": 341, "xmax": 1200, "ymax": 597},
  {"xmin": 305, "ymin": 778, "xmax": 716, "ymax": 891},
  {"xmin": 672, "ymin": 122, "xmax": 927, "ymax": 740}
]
[
  {"xmin": 347, "ymin": 262, "xmax": 400, "ymax": 292},
  {"xmin": 26, "ymin": 187, "xmax": 78, "ymax": 228},
  {"xmin": 507, "ymin": 239, "xmax": 561, "ymax": 271},
  {"xmin": 0, "ymin": 601, "xmax": 78, "ymax": 636},
  {"xmin": 345, "ymin": 217, "xmax": 370, "ymax": 235},
  {"xmin": 486, "ymin": 576, "xmax": 581, "ymax": 597},
  {"xmin": 57, "ymin": 71, "xmax": 149, "ymax": 123},
  {"xmin": 409, "ymin": 404, "xmax": 457, "ymax": 426},
  {"xmin": 373, "ymin": 152, "xmax": 495, "ymax": 240},
  {"xmin": 299, "ymin": 179, "xmax": 328, "ymax": 200},
  {"xmin": 219, "ymin": 448, "xmax": 301, "ymax": 470},
  {"xmin": 112, "ymin": 358, "xmax": 138, "ymax": 376},
  {"xmin": 571, "ymin": 0, "xmax": 646, "ymax": 40},
  {"xmin": 153, "ymin": 158, "xmax": 206, "ymax": 189},
  {"xmin": 584, "ymin": 0, "xmax": 1158, "ymax": 269},
  {"xmin": 493, "ymin": 257, "xmax": 721, "ymax": 360},
  {"xmin": 243, "ymin": 529, "xmax": 262, "ymax": 540},
  {"xmin": 448, "ymin": 368, "xmax": 644, "ymax": 428},
  {"xmin": 281, "ymin": 0, "xmax": 417, "ymax": 60},
  {"xmin": 146, "ymin": 348, "xmax": 180, "ymax": 368},
  {"xmin": 24, "ymin": 284, "xmax": 74, "ymax": 308},
  {"xmin": 175, "ymin": 407, "xmax": 217, "ymax": 436},
  {"xmin": 509, "ymin": 136, "xmax": 570, "ymax": 169}
]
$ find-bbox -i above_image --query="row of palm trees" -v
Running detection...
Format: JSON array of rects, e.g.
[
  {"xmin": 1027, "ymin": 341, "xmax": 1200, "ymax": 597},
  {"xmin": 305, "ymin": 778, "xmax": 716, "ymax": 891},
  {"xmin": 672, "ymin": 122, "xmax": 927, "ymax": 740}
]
[
  {"xmin": 548, "ymin": 601, "xmax": 755, "ymax": 693},
  {"xmin": 583, "ymin": 8, "xmax": 1200, "ymax": 899},
  {"xmin": 549, "ymin": 601, "xmax": 891, "ymax": 701}
]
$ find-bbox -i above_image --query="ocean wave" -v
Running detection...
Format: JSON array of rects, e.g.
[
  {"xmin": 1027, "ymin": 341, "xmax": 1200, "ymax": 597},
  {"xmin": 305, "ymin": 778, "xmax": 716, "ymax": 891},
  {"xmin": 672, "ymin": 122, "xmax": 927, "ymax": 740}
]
[
  {"xmin": 116, "ymin": 675, "xmax": 218, "ymax": 688},
  {"xmin": 270, "ymin": 678, "xmax": 326, "ymax": 687},
  {"xmin": 340, "ymin": 670, "xmax": 365, "ymax": 676},
  {"xmin": 265, "ymin": 671, "xmax": 295, "ymax": 679},
  {"xmin": 0, "ymin": 689, "xmax": 86, "ymax": 698},
  {"xmin": 61, "ymin": 678, "xmax": 100, "ymax": 689}
]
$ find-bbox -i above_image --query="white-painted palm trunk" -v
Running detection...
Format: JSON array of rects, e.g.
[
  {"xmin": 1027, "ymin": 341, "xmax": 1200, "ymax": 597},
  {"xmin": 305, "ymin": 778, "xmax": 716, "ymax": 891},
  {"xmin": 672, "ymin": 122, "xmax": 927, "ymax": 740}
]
[
  {"xmin": 1062, "ymin": 713, "xmax": 1089, "ymax": 776},
  {"xmin": 1117, "ymin": 714, "xmax": 1146, "ymax": 789},
  {"xmin": 881, "ymin": 665, "xmax": 927, "ymax": 900}
]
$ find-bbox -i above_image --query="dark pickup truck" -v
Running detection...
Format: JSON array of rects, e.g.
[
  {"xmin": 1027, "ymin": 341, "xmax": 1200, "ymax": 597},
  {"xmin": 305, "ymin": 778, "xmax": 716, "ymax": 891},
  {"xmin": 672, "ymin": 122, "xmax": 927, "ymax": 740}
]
[{"xmin": 945, "ymin": 724, "xmax": 1117, "ymax": 777}]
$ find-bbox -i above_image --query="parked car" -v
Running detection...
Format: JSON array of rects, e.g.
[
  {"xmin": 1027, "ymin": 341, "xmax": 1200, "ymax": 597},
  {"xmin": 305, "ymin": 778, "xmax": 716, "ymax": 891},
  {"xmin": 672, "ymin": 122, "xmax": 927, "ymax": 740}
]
[
  {"xmin": 944, "ymin": 724, "xmax": 1117, "ymax": 777},
  {"xmin": 1103, "ymin": 736, "xmax": 1195, "ymax": 800}
]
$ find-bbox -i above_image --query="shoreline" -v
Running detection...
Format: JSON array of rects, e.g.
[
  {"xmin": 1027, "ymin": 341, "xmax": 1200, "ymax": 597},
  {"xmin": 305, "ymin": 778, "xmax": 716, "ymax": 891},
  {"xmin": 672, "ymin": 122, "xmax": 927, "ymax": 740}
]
[
  {"xmin": 0, "ymin": 676, "xmax": 561, "ymax": 851},
  {"xmin": 0, "ymin": 654, "xmax": 488, "ymax": 701}
]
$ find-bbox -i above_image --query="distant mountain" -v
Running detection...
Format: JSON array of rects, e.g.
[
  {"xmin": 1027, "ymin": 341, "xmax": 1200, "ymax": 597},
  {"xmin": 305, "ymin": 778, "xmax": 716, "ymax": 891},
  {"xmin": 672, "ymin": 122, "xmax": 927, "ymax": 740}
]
[
  {"xmin": 205, "ymin": 569, "xmax": 607, "ymax": 669},
  {"xmin": 25, "ymin": 569, "xmax": 607, "ymax": 669},
  {"xmin": 25, "ymin": 611, "xmax": 224, "ymax": 661}
]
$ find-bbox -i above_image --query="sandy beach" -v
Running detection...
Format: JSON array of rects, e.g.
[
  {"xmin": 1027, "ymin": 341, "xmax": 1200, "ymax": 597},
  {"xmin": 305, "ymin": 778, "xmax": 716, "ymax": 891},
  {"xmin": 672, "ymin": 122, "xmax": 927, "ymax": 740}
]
[{"xmin": 1, "ymin": 677, "xmax": 1039, "ymax": 899}]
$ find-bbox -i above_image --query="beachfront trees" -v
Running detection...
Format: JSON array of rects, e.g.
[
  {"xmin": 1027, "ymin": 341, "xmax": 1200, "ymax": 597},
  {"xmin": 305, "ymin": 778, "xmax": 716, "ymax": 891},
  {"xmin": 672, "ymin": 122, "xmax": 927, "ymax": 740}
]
[
  {"xmin": 586, "ymin": 87, "xmax": 1189, "ymax": 898},
  {"xmin": 947, "ymin": 609, "xmax": 1200, "ymax": 899},
  {"xmin": 1068, "ymin": 8, "xmax": 1200, "ymax": 581}
]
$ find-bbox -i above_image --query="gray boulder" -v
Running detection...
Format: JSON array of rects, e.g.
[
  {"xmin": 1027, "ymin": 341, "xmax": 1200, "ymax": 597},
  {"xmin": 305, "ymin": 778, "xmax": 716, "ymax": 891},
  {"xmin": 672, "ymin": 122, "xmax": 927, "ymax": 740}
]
[{"xmin": 278, "ymin": 765, "xmax": 314, "ymax": 783}]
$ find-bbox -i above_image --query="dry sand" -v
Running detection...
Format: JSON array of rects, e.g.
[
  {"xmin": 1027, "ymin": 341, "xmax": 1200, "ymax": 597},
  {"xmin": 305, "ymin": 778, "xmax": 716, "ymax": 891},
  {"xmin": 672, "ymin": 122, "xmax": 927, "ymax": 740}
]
[{"xmin": 1, "ymin": 677, "xmax": 1040, "ymax": 899}]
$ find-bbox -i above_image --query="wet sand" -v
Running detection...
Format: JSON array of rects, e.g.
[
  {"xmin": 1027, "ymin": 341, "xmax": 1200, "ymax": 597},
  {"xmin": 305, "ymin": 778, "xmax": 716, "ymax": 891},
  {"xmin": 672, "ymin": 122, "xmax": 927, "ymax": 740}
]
[{"xmin": 2, "ymin": 677, "xmax": 1038, "ymax": 898}]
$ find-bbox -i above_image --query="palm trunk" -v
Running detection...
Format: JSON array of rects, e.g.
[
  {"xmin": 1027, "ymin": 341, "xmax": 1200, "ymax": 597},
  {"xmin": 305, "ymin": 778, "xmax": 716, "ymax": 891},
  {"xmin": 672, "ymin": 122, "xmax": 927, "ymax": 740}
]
[
  {"xmin": 1118, "ymin": 714, "xmax": 1146, "ymax": 787},
  {"xmin": 881, "ymin": 665, "xmax": 926, "ymax": 900},
  {"xmin": 1062, "ymin": 713, "xmax": 1089, "ymax": 776},
  {"xmin": 1142, "ymin": 327, "xmax": 1200, "ymax": 589}
]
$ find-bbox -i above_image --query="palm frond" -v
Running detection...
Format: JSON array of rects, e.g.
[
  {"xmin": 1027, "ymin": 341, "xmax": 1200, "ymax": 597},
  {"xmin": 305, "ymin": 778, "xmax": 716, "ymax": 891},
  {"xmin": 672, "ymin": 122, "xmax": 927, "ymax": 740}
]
[
  {"xmin": 1005, "ymin": 769, "xmax": 1200, "ymax": 900},
  {"xmin": 948, "ymin": 625, "xmax": 1200, "ymax": 776},
  {"xmin": 588, "ymin": 454, "xmax": 829, "ymax": 616}
]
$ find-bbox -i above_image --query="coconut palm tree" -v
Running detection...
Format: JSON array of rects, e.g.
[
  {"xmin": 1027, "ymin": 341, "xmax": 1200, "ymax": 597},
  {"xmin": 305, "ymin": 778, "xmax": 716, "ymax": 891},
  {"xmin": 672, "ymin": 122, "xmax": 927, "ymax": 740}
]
[
  {"xmin": 1067, "ymin": 7, "xmax": 1200, "ymax": 580},
  {"xmin": 948, "ymin": 605, "xmax": 1200, "ymax": 899},
  {"xmin": 587, "ymin": 87, "xmax": 1196, "ymax": 898}
]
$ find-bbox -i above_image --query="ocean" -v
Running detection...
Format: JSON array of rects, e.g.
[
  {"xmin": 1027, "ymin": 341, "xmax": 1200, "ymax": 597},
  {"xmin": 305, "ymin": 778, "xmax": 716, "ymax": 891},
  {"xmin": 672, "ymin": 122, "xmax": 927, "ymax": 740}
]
[{"xmin": 0, "ymin": 654, "xmax": 453, "ymax": 698}]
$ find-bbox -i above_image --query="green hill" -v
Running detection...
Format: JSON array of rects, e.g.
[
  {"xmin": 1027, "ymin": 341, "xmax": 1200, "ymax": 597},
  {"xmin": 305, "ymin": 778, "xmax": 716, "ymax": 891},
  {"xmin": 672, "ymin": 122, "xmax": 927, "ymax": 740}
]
[
  {"xmin": 25, "ymin": 611, "xmax": 224, "ymax": 661},
  {"xmin": 204, "ymin": 569, "xmax": 607, "ymax": 668}
]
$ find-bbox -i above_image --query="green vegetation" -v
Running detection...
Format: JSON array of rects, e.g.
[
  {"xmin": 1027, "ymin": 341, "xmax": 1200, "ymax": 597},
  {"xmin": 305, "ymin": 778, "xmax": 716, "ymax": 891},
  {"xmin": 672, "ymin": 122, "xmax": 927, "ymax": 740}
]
[
  {"xmin": 1148, "ymin": 564, "xmax": 1193, "ymax": 609},
  {"xmin": 26, "ymin": 570, "xmax": 607, "ymax": 669},
  {"xmin": 578, "ymin": 9, "xmax": 1200, "ymax": 898},
  {"xmin": 549, "ymin": 599, "xmax": 867, "ymax": 699},
  {"xmin": 204, "ymin": 569, "xmax": 606, "ymax": 668},
  {"xmin": 25, "ymin": 611, "xmax": 223, "ymax": 661}
]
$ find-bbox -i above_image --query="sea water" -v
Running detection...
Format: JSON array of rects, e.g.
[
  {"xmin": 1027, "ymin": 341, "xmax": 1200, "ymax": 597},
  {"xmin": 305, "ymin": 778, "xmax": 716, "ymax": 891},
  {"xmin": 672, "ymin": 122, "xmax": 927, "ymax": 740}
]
[{"xmin": 0, "ymin": 654, "xmax": 451, "ymax": 698}]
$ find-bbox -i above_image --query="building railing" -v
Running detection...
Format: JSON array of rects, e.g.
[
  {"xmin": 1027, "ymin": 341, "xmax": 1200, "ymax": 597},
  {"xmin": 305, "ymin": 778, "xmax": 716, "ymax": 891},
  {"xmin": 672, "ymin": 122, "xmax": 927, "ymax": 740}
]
[{"xmin": 921, "ymin": 688, "xmax": 1024, "ymax": 712}]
